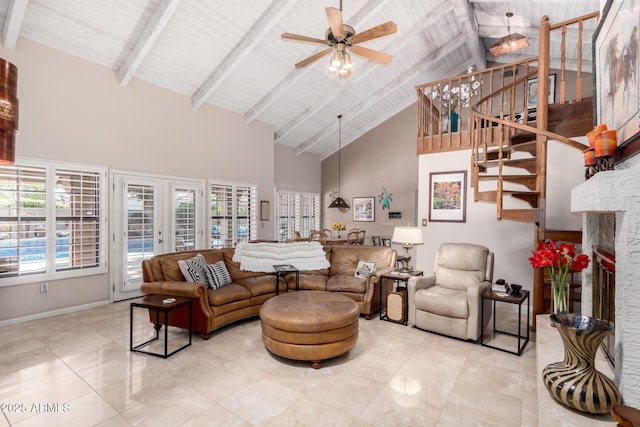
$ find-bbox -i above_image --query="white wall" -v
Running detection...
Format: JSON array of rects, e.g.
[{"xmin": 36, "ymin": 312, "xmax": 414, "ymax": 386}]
[{"xmin": 0, "ymin": 38, "xmax": 293, "ymax": 322}]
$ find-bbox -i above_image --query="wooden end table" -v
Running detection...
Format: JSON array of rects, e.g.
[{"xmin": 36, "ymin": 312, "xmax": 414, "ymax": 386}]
[
  {"xmin": 130, "ymin": 295, "xmax": 192, "ymax": 358},
  {"xmin": 379, "ymin": 270, "xmax": 423, "ymax": 325},
  {"xmin": 480, "ymin": 289, "xmax": 530, "ymax": 356}
]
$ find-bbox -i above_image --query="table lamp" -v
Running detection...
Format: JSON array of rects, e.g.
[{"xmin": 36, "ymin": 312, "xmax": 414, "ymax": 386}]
[{"xmin": 391, "ymin": 226, "xmax": 424, "ymax": 270}]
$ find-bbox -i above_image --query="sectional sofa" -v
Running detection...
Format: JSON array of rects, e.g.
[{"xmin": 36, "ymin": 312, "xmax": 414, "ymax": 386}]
[{"xmin": 141, "ymin": 245, "xmax": 397, "ymax": 339}]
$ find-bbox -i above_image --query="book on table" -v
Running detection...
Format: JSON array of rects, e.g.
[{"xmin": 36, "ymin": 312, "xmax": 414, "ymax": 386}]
[{"xmin": 273, "ymin": 264, "xmax": 298, "ymax": 272}]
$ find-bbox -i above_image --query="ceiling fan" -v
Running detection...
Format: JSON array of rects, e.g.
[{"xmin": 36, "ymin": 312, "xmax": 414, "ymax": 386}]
[{"xmin": 281, "ymin": 2, "xmax": 397, "ymax": 77}]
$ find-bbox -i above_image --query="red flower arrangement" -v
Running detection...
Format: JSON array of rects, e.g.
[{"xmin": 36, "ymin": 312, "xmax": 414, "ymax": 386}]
[{"xmin": 528, "ymin": 240, "xmax": 590, "ymax": 313}]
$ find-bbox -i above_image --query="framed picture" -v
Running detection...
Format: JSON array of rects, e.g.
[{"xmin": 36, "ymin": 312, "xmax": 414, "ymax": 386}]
[
  {"xmin": 527, "ymin": 74, "xmax": 556, "ymax": 108},
  {"xmin": 594, "ymin": 0, "xmax": 640, "ymax": 152},
  {"xmin": 429, "ymin": 171, "xmax": 467, "ymax": 223},
  {"xmin": 353, "ymin": 197, "xmax": 375, "ymax": 222},
  {"xmin": 260, "ymin": 200, "xmax": 269, "ymax": 221}
]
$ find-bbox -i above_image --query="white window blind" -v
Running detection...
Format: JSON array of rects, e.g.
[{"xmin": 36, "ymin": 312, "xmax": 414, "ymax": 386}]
[
  {"xmin": 209, "ymin": 181, "xmax": 257, "ymax": 248},
  {"xmin": 174, "ymin": 187, "xmax": 197, "ymax": 252},
  {"xmin": 0, "ymin": 160, "xmax": 106, "ymax": 281},
  {"xmin": 276, "ymin": 191, "xmax": 320, "ymax": 240}
]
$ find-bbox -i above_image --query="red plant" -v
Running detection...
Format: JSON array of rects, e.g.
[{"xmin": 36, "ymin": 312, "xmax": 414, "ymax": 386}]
[{"xmin": 529, "ymin": 240, "xmax": 590, "ymax": 312}]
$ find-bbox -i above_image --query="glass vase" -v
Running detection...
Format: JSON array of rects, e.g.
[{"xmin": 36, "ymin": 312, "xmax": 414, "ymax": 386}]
[
  {"xmin": 337, "ymin": 230, "xmax": 341, "ymax": 239},
  {"xmin": 551, "ymin": 281, "xmax": 568, "ymax": 315}
]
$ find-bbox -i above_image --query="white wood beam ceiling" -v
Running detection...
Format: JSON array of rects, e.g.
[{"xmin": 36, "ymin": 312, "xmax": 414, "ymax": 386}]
[
  {"xmin": 191, "ymin": 0, "xmax": 298, "ymax": 109},
  {"xmin": 276, "ymin": 2, "xmax": 453, "ymax": 146},
  {"xmin": 299, "ymin": 34, "xmax": 469, "ymax": 157},
  {"xmin": 2, "ymin": 0, "xmax": 28, "ymax": 49},
  {"xmin": 243, "ymin": 0, "xmax": 393, "ymax": 125},
  {"xmin": 118, "ymin": 0, "xmax": 183, "ymax": 86}
]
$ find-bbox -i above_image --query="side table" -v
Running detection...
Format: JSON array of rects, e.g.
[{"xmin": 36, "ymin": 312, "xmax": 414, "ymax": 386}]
[
  {"xmin": 130, "ymin": 295, "xmax": 192, "ymax": 358},
  {"xmin": 481, "ymin": 289, "xmax": 530, "ymax": 356},
  {"xmin": 379, "ymin": 270, "xmax": 423, "ymax": 325},
  {"xmin": 273, "ymin": 264, "xmax": 299, "ymax": 293}
]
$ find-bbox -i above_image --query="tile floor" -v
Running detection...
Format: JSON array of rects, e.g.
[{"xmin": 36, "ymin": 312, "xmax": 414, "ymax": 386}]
[{"xmin": 1, "ymin": 299, "xmax": 545, "ymax": 426}]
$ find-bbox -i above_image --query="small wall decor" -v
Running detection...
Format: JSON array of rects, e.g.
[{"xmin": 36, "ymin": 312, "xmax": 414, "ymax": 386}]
[
  {"xmin": 260, "ymin": 200, "xmax": 270, "ymax": 221},
  {"xmin": 378, "ymin": 188, "xmax": 393, "ymax": 209},
  {"xmin": 388, "ymin": 211, "xmax": 402, "ymax": 219},
  {"xmin": 429, "ymin": 171, "xmax": 467, "ymax": 222},
  {"xmin": 527, "ymin": 74, "xmax": 556, "ymax": 108},
  {"xmin": 353, "ymin": 197, "xmax": 375, "ymax": 222}
]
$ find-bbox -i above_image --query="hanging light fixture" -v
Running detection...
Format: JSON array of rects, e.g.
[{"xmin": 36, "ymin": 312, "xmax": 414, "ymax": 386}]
[
  {"xmin": 328, "ymin": 42, "xmax": 352, "ymax": 78},
  {"xmin": 329, "ymin": 114, "xmax": 350, "ymax": 209},
  {"xmin": 489, "ymin": 12, "xmax": 529, "ymax": 57},
  {"xmin": 0, "ymin": 58, "xmax": 18, "ymax": 164}
]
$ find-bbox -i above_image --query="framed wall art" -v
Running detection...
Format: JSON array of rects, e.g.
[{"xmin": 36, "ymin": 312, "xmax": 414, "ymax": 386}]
[
  {"xmin": 353, "ymin": 197, "xmax": 375, "ymax": 222},
  {"xmin": 593, "ymin": 0, "xmax": 640, "ymax": 153},
  {"xmin": 527, "ymin": 74, "xmax": 556, "ymax": 109},
  {"xmin": 429, "ymin": 171, "xmax": 467, "ymax": 223}
]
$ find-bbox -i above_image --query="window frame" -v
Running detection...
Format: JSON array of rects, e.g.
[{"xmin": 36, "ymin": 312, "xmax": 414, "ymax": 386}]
[
  {"xmin": 276, "ymin": 190, "xmax": 321, "ymax": 241},
  {"xmin": 208, "ymin": 180, "xmax": 257, "ymax": 248},
  {"xmin": 0, "ymin": 158, "xmax": 108, "ymax": 286}
]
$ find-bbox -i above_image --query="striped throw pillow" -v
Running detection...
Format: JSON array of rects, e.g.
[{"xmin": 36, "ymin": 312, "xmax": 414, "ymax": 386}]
[
  {"xmin": 204, "ymin": 261, "xmax": 232, "ymax": 289},
  {"xmin": 177, "ymin": 253, "xmax": 208, "ymax": 284}
]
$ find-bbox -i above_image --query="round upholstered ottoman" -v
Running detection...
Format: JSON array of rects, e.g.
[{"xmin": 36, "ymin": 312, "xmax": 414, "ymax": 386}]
[{"xmin": 259, "ymin": 291, "xmax": 359, "ymax": 369}]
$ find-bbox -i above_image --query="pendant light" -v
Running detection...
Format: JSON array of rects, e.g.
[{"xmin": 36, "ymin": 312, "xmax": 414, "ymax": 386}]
[
  {"xmin": 329, "ymin": 114, "xmax": 350, "ymax": 208},
  {"xmin": 489, "ymin": 12, "xmax": 529, "ymax": 57}
]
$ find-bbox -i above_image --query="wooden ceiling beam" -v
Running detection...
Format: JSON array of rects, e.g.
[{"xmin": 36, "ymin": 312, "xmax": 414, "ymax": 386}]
[
  {"xmin": 117, "ymin": 0, "xmax": 182, "ymax": 86},
  {"xmin": 2, "ymin": 0, "xmax": 28, "ymax": 49},
  {"xmin": 191, "ymin": 0, "xmax": 297, "ymax": 109}
]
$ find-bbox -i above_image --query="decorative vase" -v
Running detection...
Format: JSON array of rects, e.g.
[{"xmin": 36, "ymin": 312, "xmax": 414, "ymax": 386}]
[
  {"xmin": 337, "ymin": 230, "xmax": 341, "ymax": 239},
  {"xmin": 542, "ymin": 313, "xmax": 621, "ymax": 414},
  {"xmin": 450, "ymin": 111, "xmax": 459, "ymax": 133}
]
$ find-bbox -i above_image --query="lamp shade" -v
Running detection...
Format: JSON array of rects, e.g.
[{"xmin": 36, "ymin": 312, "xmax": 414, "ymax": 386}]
[
  {"xmin": 328, "ymin": 196, "xmax": 350, "ymax": 209},
  {"xmin": 489, "ymin": 33, "xmax": 529, "ymax": 57},
  {"xmin": 392, "ymin": 227, "xmax": 424, "ymax": 247}
]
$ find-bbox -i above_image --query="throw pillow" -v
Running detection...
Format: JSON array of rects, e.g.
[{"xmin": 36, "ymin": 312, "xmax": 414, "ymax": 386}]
[
  {"xmin": 204, "ymin": 261, "xmax": 232, "ymax": 289},
  {"xmin": 355, "ymin": 260, "xmax": 377, "ymax": 279},
  {"xmin": 177, "ymin": 253, "xmax": 208, "ymax": 284}
]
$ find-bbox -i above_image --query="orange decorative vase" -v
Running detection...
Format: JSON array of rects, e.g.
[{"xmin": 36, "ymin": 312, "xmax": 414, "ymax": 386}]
[
  {"xmin": 595, "ymin": 130, "xmax": 617, "ymax": 157},
  {"xmin": 587, "ymin": 124, "xmax": 607, "ymax": 149}
]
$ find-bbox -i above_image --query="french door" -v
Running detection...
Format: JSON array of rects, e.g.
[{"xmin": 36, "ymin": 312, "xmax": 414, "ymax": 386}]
[{"xmin": 111, "ymin": 172, "xmax": 203, "ymax": 301}]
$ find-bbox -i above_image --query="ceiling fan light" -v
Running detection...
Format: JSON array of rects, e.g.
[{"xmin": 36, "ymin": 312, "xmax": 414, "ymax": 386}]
[
  {"xmin": 328, "ymin": 64, "xmax": 338, "ymax": 73},
  {"xmin": 331, "ymin": 50, "xmax": 342, "ymax": 67},
  {"xmin": 342, "ymin": 52, "xmax": 352, "ymax": 69}
]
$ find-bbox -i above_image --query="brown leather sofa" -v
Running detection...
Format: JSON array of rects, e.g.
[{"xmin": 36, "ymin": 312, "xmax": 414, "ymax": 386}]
[{"xmin": 141, "ymin": 245, "xmax": 396, "ymax": 339}]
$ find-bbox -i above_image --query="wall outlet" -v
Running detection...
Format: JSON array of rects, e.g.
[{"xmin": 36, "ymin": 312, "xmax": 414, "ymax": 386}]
[
  {"xmin": 40, "ymin": 283, "xmax": 48, "ymax": 293},
  {"xmin": 422, "ymin": 218, "xmax": 427, "ymax": 226}
]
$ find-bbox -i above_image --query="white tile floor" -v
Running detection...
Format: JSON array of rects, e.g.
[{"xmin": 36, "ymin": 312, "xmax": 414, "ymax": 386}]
[{"xmin": 0, "ymin": 298, "xmax": 610, "ymax": 426}]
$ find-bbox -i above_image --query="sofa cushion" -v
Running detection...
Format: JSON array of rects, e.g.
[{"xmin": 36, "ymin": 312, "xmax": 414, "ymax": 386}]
[
  {"xmin": 204, "ymin": 261, "xmax": 232, "ymax": 289},
  {"xmin": 292, "ymin": 273, "xmax": 328, "ymax": 291},
  {"xmin": 177, "ymin": 254, "xmax": 208, "ymax": 284},
  {"xmin": 415, "ymin": 286, "xmax": 468, "ymax": 319},
  {"xmin": 329, "ymin": 245, "xmax": 394, "ymax": 276},
  {"xmin": 236, "ymin": 275, "xmax": 277, "ymax": 297},
  {"xmin": 435, "ymin": 243, "xmax": 488, "ymax": 291},
  {"xmin": 326, "ymin": 274, "xmax": 367, "ymax": 294},
  {"xmin": 207, "ymin": 283, "xmax": 252, "ymax": 306}
]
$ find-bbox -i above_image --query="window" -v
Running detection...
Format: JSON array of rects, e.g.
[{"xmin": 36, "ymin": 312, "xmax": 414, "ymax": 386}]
[
  {"xmin": 0, "ymin": 159, "xmax": 107, "ymax": 281},
  {"xmin": 209, "ymin": 181, "xmax": 257, "ymax": 248},
  {"xmin": 276, "ymin": 191, "xmax": 320, "ymax": 241}
]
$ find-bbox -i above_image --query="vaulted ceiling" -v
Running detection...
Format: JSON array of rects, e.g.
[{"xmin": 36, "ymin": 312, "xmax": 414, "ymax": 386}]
[{"xmin": 1, "ymin": 0, "xmax": 600, "ymax": 159}]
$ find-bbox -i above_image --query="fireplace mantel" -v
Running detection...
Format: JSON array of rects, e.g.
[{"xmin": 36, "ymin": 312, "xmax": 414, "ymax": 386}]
[{"xmin": 571, "ymin": 160, "xmax": 640, "ymax": 408}]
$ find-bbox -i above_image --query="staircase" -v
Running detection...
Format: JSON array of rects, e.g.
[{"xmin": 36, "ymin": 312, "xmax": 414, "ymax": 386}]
[{"xmin": 415, "ymin": 12, "xmax": 599, "ymax": 329}]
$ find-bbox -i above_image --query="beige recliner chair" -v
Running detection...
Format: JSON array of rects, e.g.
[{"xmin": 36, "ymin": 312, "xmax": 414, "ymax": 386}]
[{"xmin": 407, "ymin": 242, "xmax": 494, "ymax": 341}]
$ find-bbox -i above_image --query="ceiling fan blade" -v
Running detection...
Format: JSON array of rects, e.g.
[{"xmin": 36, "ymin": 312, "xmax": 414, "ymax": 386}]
[
  {"xmin": 325, "ymin": 7, "xmax": 344, "ymax": 39},
  {"xmin": 349, "ymin": 21, "xmax": 397, "ymax": 44},
  {"xmin": 281, "ymin": 33, "xmax": 328, "ymax": 45},
  {"xmin": 295, "ymin": 48, "xmax": 333, "ymax": 68},
  {"xmin": 350, "ymin": 45, "xmax": 393, "ymax": 64}
]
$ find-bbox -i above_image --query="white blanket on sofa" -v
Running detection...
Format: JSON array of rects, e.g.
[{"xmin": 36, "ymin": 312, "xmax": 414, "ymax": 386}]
[{"xmin": 232, "ymin": 241, "xmax": 330, "ymax": 272}]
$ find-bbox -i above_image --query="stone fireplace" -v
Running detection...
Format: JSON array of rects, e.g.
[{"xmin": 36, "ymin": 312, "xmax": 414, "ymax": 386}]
[{"xmin": 572, "ymin": 155, "xmax": 640, "ymax": 408}]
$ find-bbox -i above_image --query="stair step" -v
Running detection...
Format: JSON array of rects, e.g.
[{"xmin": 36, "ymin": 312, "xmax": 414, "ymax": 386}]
[
  {"xmin": 476, "ymin": 190, "xmax": 539, "ymax": 207},
  {"xmin": 477, "ymin": 158, "xmax": 537, "ymax": 174},
  {"xmin": 477, "ymin": 175, "xmax": 537, "ymax": 191},
  {"xmin": 499, "ymin": 208, "xmax": 541, "ymax": 223}
]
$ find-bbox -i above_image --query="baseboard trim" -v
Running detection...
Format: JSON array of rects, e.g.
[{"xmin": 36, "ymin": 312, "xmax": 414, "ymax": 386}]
[{"xmin": 0, "ymin": 300, "xmax": 111, "ymax": 327}]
